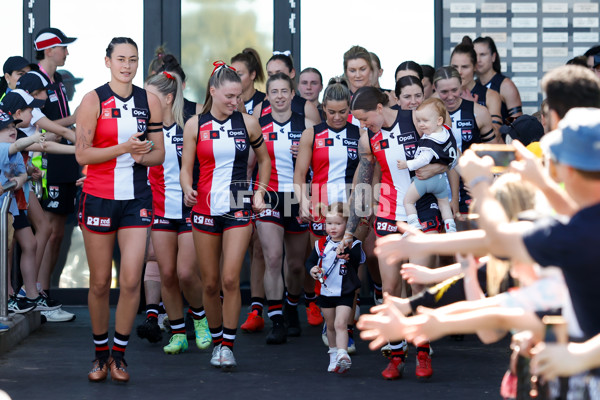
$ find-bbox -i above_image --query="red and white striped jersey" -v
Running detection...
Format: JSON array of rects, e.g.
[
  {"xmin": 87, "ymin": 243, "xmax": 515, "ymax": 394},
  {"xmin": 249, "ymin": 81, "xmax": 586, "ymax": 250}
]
[
  {"xmin": 193, "ymin": 111, "xmax": 251, "ymax": 216},
  {"xmin": 259, "ymin": 112, "xmax": 306, "ymax": 192},
  {"xmin": 368, "ymin": 109, "xmax": 419, "ymax": 221},
  {"xmin": 149, "ymin": 123, "xmax": 195, "ymax": 219},
  {"xmin": 83, "ymin": 83, "xmax": 151, "ymax": 200},
  {"xmin": 310, "ymin": 122, "xmax": 360, "ymax": 208}
]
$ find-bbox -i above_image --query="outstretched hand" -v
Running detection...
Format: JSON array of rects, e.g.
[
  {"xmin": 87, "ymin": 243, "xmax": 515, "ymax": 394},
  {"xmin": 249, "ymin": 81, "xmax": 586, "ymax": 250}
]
[{"xmin": 357, "ymin": 293, "xmax": 409, "ymax": 350}]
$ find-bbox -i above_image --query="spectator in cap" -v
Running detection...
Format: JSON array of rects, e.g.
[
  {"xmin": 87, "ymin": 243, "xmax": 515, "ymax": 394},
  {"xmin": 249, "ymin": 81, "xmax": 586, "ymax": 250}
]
[
  {"xmin": 1, "ymin": 56, "xmax": 37, "ymax": 101},
  {"xmin": 57, "ymin": 69, "xmax": 83, "ymax": 102},
  {"xmin": 16, "ymin": 71, "xmax": 50, "ymax": 99},
  {"xmin": 500, "ymin": 115, "xmax": 544, "ymax": 146},
  {"xmin": 28, "ymin": 27, "xmax": 79, "ymax": 323}
]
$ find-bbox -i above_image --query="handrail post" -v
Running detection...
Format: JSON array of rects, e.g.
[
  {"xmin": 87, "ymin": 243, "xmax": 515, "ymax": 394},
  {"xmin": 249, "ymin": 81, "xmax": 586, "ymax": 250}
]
[{"xmin": 1, "ymin": 181, "xmax": 17, "ymax": 321}]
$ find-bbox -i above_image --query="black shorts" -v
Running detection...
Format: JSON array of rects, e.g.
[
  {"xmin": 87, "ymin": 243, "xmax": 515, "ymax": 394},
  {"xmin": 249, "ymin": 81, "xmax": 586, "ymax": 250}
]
[
  {"xmin": 256, "ymin": 192, "xmax": 309, "ymax": 233},
  {"xmin": 12, "ymin": 212, "xmax": 31, "ymax": 230},
  {"xmin": 78, "ymin": 192, "xmax": 153, "ymax": 233},
  {"xmin": 191, "ymin": 210, "xmax": 251, "ymax": 235},
  {"xmin": 309, "ymin": 217, "xmax": 327, "ymax": 238},
  {"xmin": 152, "ymin": 215, "xmax": 192, "ymax": 234},
  {"xmin": 319, "ymin": 293, "xmax": 355, "ymax": 309},
  {"xmin": 43, "ymin": 182, "xmax": 77, "ymax": 214},
  {"xmin": 373, "ymin": 216, "xmax": 400, "ymax": 237}
]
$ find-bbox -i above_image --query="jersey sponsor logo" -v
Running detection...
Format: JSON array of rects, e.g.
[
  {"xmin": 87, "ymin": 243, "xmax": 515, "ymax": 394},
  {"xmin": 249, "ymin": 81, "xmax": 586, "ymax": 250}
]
[
  {"xmin": 316, "ymin": 129, "xmax": 328, "ymax": 137},
  {"xmin": 456, "ymin": 119, "xmax": 474, "ymax": 129},
  {"xmin": 376, "ymin": 221, "xmax": 398, "ymax": 233},
  {"xmin": 288, "ymin": 131, "xmax": 302, "ymax": 140},
  {"xmin": 380, "ymin": 139, "xmax": 390, "ymax": 150},
  {"xmin": 462, "ymin": 130, "xmax": 473, "ymax": 142},
  {"xmin": 220, "ymin": 125, "xmax": 225, "ymax": 132},
  {"xmin": 227, "ymin": 129, "xmax": 246, "ymax": 138},
  {"xmin": 312, "ymin": 222, "xmax": 323, "ymax": 231},
  {"xmin": 132, "ymin": 108, "xmax": 149, "ymax": 118},
  {"xmin": 325, "ymin": 138, "xmax": 334, "ymax": 147},
  {"xmin": 200, "ymin": 120, "xmax": 213, "ymax": 130},
  {"xmin": 261, "ymin": 105, "xmax": 272, "ymax": 116},
  {"xmin": 87, "ymin": 216, "xmax": 111, "ymax": 227},
  {"xmin": 404, "ymin": 143, "xmax": 416, "ymax": 159},
  {"xmin": 48, "ymin": 185, "xmax": 59, "ymax": 199},
  {"xmin": 137, "ymin": 118, "xmax": 147, "ymax": 133},
  {"xmin": 261, "ymin": 122, "xmax": 273, "ymax": 134},
  {"xmin": 315, "ymin": 138, "xmax": 326, "ymax": 149},
  {"xmin": 193, "ymin": 215, "xmax": 214, "ymax": 226},
  {"xmin": 176, "ymin": 144, "xmax": 183, "ymax": 157},
  {"xmin": 200, "ymin": 130, "xmax": 220, "ymax": 141},
  {"xmin": 153, "ymin": 218, "xmax": 169, "ymax": 225},
  {"xmin": 343, "ymin": 138, "xmax": 358, "ymax": 147},
  {"xmin": 397, "ymin": 131, "xmax": 417, "ymax": 144},
  {"xmin": 47, "ymin": 201, "xmax": 59, "ymax": 208},
  {"xmin": 234, "ymin": 210, "xmax": 250, "ymax": 219},
  {"xmin": 185, "ymin": 217, "xmax": 191, "ymax": 224},
  {"xmin": 140, "ymin": 209, "xmax": 149, "ymax": 218},
  {"xmin": 101, "ymin": 108, "xmax": 121, "ymax": 119},
  {"xmin": 347, "ymin": 147, "xmax": 357, "ymax": 160},
  {"xmin": 171, "ymin": 135, "xmax": 183, "ymax": 144},
  {"xmin": 102, "ymin": 97, "xmax": 116, "ymax": 108},
  {"xmin": 123, "ymin": 103, "xmax": 128, "ymax": 110},
  {"xmin": 235, "ymin": 138, "xmax": 247, "ymax": 151},
  {"xmin": 268, "ymin": 132, "xmax": 278, "ymax": 141},
  {"xmin": 430, "ymin": 202, "xmax": 439, "ymax": 210},
  {"xmin": 261, "ymin": 208, "xmax": 280, "ymax": 218},
  {"xmin": 372, "ymin": 140, "xmax": 382, "ymax": 152}
]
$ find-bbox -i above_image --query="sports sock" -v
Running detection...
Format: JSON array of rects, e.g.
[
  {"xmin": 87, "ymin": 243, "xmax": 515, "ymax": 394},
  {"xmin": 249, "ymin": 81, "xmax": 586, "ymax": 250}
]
[
  {"xmin": 222, "ymin": 327, "xmax": 236, "ymax": 349},
  {"xmin": 146, "ymin": 303, "xmax": 160, "ymax": 321},
  {"xmin": 417, "ymin": 342, "xmax": 430, "ymax": 354},
  {"xmin": 267, "ymin": 300, "xmax": 284, "ymax": 324},
  {"xmin": 170, "ymin": 318, "xmax": 186, "ymax": 335},
  {"xmin": 190, "ymin": 306, "xmax": 206, "ymax": 321},
  {"xmin": 286, "ymin": 292, "xmax": 300, "ymax": 307},
  {"xmin": 111, "ymin": 331, "xmax": 129, "ymax": 359},
  {"xmin": 209, "ymin": 325, "xmax": 223, "ymax": 347},
  {"xmin": 304, "ymin": 292, "xmax": 317, "ymax": 306},
  {"xmin": 389, "ymin": 341, "xmax": 406, "ymax": 361},
  {"xmin": 250, "ymin": 297, "xmax": 265, "ymax": 315},
  {"xmin": 93, "ymin": 332, "xmax": 110, "ymax": 361}
]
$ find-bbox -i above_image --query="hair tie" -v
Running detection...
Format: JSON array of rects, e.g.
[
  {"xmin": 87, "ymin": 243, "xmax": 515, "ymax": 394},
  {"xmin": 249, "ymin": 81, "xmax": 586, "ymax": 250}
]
[
  {"xmin": 211, "ymin": 60, "xmax": 236, "ymax": 76},
  {"xmin": 162, "ymin": 71, "xmax": 175, "ymax": 80},
  {"xmin": 273, "ymin": 50, "xmax": 291, "ymax": 57},
  {"xmin": 157, "ymin": 53, "xmax": 164, "ymax": 59}
]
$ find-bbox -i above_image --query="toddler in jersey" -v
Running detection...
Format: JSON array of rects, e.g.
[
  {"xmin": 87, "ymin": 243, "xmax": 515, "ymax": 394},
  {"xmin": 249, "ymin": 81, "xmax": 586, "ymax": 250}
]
[
  {"xmin": 396, "ymin": 98, "xmax": 458, "ymax": 233},
  {"xmin": 306, "ymin": 202, "xmax": 365, "ymax": 374}
]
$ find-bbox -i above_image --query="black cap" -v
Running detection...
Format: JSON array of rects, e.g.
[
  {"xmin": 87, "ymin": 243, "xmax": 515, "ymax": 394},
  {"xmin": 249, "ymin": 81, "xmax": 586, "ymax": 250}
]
[
  {"xmin": 57, "ymin": 69, "xmax": 83, "ymax": 85},
  {"xmin": 594, "ymin": 54, "xmax": 600, "ymax": 68},
  {"xmin": 500, "ymin": 115, "xmax": 544, "ymax": 146},
  {"xmin": 16, "ymin": 71, "xmax": 50, "ymax": 93},
  {"xmin": 34, "ymin": 27, "xmax": 77, "ymax": 51},
  {"xmin": 0, "ymin": 89, "xmax": 46, "ymax": 114},
  {"xmin": 3, "ymin": 56, "xmax": 36, "ymax": 75},
  {"xmin": 0, "ymin": 109, "xmax": 17, "ymax": 130}
]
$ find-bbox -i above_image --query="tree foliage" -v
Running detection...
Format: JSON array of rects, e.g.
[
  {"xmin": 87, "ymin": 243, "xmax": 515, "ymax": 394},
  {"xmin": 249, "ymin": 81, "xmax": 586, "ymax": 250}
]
[{"xmin": 181, "ymin": 0, "xmax": 272, "ymax": 103}]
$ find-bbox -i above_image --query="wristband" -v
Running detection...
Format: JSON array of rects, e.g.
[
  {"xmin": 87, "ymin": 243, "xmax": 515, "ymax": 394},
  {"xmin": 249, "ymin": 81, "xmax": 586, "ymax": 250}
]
[{"xmin": 468, "ymin": 175, "xmax": 492, "ymax": 188}]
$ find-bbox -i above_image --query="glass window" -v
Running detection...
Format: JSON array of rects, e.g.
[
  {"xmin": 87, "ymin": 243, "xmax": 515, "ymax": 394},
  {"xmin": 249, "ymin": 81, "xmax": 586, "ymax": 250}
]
[
  {"xmin": 181, "ymin": 0, "xmax": 274, "ymax": 103},
  {"xmin": 3, "ymin": 4, "xmax": 23, "ymax": 60},
  {"xmin": 301, "ymin": 0, "xmax": 436, "ymax": 96}
]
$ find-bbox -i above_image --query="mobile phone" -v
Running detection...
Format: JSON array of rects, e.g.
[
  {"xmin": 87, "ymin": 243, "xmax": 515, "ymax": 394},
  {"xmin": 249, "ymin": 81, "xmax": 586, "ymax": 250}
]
[{"xmin": 471, "ymin": 144, "xmax": 516, "ymax": 173}]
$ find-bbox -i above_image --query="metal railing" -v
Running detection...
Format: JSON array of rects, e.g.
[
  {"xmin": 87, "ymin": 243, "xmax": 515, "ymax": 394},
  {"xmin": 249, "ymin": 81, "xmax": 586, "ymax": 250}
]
[{"xmin": 1, "ymin": 180, "xmax": 17, "ymax": 321}]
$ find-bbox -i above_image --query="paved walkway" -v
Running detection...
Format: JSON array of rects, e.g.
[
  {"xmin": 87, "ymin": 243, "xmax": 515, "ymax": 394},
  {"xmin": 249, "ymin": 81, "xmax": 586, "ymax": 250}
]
[{"xmin": 0, "ymin": 306, "xmax": 508, "ymax": 399}]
